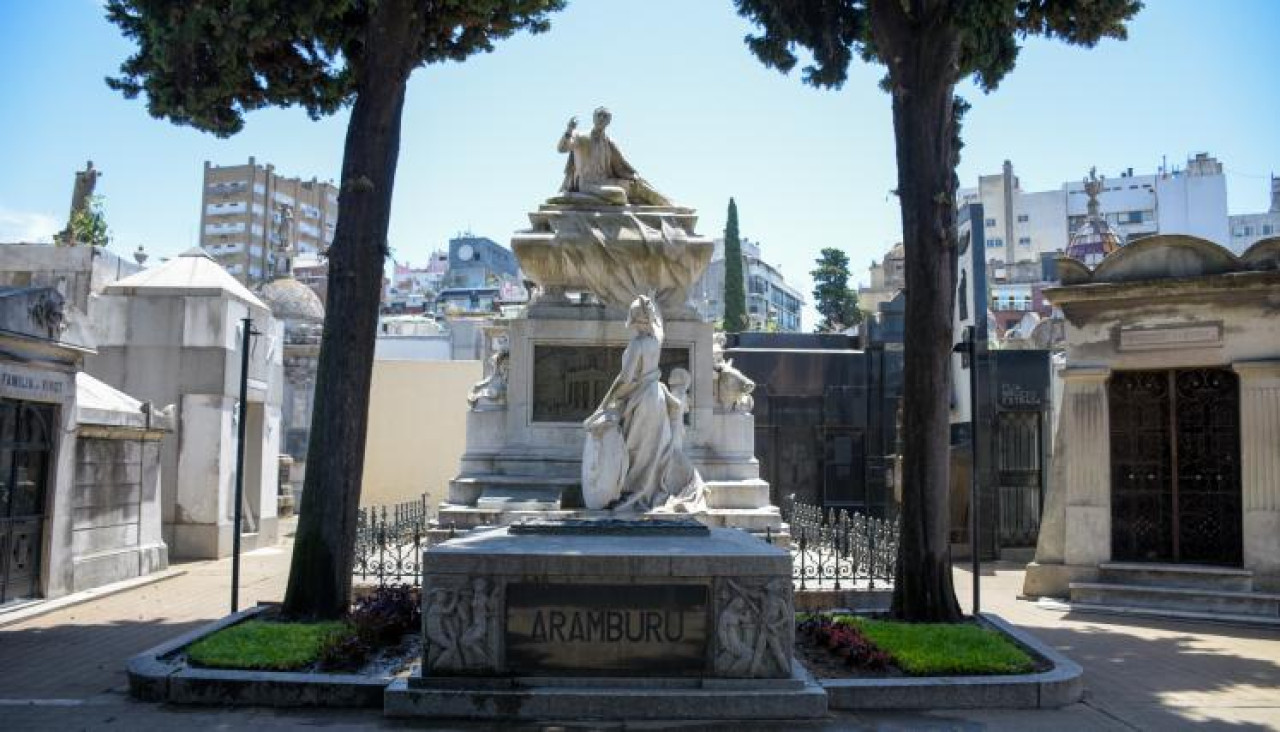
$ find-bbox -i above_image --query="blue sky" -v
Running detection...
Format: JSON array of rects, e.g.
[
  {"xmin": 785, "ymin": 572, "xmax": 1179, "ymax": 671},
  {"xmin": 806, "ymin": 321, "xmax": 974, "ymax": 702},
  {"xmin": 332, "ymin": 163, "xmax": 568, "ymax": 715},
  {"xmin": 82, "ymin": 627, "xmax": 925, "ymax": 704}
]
[{"xmin": 2, "ymin": 0, "xmax": 1278, "ymax": 325}]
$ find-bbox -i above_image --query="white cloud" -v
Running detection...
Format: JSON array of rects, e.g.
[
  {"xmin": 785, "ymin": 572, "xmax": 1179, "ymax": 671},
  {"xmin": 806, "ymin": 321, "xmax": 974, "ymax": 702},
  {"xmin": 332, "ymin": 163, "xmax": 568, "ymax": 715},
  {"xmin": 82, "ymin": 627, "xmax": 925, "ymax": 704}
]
[{"xmin": 0, "ymin": 207, "xmax": 60, "ymax": 244}]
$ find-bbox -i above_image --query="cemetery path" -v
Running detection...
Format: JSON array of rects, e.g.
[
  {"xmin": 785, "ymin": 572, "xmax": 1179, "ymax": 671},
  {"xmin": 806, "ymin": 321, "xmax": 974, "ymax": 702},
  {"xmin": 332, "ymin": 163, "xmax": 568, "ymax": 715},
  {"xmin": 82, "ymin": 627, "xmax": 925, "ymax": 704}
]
[
  {"xmin": 0, "ymin": 521, "xmax": 296, "ymax": 702},
  {"xmin": 0, "ymin": 528, "xmax": 1276, "ymax": 730}
]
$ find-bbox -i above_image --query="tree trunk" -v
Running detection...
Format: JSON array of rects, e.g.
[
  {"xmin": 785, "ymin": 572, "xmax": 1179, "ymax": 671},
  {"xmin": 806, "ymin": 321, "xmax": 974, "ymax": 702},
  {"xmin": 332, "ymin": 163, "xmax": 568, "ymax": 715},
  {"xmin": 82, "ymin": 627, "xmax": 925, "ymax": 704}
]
[
  {"xmin": 871, "ymin": 0, "xmax": 965, "ymax": 622},
  {"xmin": 282, "ymin": 0, "xmax": 419, "ymax": 620}
]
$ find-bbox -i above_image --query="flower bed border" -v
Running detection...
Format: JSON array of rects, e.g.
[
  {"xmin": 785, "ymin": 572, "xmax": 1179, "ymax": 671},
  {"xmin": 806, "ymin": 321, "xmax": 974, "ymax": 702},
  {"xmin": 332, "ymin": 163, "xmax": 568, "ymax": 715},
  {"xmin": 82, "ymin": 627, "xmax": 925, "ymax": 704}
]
[
  {"xmin": 126, "ymin": 604, "xmax": 393, "ymax": 708},
  {"xmin": 129, "ymin": 607, "xmax": 1081, "ymax": 712},
  {"xmin": 818, "ymin": 613, "xmax": 1083, "ymax": 710}
]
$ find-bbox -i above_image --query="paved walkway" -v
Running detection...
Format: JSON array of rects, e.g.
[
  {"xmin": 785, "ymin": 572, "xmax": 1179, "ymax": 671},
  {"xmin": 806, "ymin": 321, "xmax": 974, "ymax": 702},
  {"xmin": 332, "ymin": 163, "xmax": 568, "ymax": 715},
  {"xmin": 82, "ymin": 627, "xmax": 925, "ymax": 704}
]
[{"xmin": 0, "ymin": 528, "xmax": 1276, "ymax": 730}]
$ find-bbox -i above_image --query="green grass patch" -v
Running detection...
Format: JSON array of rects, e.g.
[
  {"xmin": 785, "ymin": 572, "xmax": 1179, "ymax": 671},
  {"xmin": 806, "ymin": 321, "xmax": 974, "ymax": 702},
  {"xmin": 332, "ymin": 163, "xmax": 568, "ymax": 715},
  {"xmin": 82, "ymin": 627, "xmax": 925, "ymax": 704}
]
[
  {"xmin": 836, "ymin": 615, "xmax": 1036, "ymax": 676},
  {"xmin": 186, "ymin": 620, "xmax": 348, "ymax": 671}
]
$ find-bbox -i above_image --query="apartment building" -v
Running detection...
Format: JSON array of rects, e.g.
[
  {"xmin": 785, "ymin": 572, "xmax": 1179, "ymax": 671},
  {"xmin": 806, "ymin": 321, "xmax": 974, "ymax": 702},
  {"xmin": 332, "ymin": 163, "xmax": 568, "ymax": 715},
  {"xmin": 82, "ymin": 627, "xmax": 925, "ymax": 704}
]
[
  {"xmin": 692, "ymin": 237, "xmax": 805, "ymax": 332},
  {"xmin": 1229, "ymin": 175, "xmax": 1280, "ymax": 253},
  {"xmin": 200, "ymin": 158, "xmax": 339, "ymax": 284},
  {"xmin": 958, "ymin": 154, "xmax": 1230, "ymax": 268}
]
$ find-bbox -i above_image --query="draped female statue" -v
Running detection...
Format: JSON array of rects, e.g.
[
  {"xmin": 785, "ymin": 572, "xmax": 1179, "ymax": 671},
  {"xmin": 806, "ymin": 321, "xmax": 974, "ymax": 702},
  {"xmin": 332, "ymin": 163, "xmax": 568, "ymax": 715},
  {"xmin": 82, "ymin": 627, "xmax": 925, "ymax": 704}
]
[{"xmin": 581, "ymin": 295, "xmax": 705, "ymax": 512}]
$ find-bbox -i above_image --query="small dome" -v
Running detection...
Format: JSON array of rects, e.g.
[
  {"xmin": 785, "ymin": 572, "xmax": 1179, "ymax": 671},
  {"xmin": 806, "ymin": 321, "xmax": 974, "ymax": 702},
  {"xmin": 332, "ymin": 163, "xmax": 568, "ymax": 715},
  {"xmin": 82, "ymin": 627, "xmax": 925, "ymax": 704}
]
[
  {"xmin": 1065, "ymin": 217, "xmax": 1123, "ymax": 267},
  {"xmin": 257, "ymin": 276, "xmax": 325, "ymax": 323},
  {"xmin": 1065, "ymin": 166, "xmax": 1123, "ymax": 268}
]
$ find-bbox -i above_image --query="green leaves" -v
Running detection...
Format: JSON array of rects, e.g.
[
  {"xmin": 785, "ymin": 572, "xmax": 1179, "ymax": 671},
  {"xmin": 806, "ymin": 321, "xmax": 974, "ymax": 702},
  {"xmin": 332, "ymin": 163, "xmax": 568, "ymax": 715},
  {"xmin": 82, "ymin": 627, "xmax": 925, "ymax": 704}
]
[
  {"xmin": 67, "ymin": 195, "xmax": 110, "ymax": 247},
  {"xmin": 722, "ymin": 197, "xmax": 749, "ymax": 333},
  {"xmin": 734, "ymin": 0, "xmax": 1141, "ymax": 93},
  {"xmin": 810, "ymin": 247, "xmax": 861, "ymax": 333},
  {"xmin": 104, "ymin": 0, "xmax": 566, "ymax": 136}
]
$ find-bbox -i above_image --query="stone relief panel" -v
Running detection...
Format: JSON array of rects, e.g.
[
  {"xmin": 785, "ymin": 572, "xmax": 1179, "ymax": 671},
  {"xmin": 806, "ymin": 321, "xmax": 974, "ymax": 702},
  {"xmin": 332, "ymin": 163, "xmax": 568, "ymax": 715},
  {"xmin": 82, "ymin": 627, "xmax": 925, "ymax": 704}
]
[
  {"xmin": 531, "ymin": 344, "xmax": 689, "ymax": 422},
  {"xmin": 712, "ymin": 577, "xmax": 793, "ymax": 678},
  {"xmin": 422, "ymin": 577, "xmax": 501, "ymax": 674}
]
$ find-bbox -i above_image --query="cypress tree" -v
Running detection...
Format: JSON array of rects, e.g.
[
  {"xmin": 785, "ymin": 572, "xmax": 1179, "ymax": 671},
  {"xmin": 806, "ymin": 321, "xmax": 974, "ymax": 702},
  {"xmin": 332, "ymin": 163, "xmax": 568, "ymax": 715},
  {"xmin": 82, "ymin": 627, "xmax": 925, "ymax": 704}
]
[{"xmin": 722, "ymin": 198, "xmax": 749, "ymax": 332}]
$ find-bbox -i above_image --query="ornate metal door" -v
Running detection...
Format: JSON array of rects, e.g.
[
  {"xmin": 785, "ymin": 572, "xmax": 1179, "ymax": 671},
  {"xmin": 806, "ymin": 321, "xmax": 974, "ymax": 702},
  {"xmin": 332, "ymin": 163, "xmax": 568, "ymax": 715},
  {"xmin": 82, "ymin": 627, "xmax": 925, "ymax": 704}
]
[
  {"xmin": 1172, "ymin": 369, "xmax": 1241, "ymax": 565},
  {"xmin": 1, "ymin": 400, "xmax": 53, "ymax": 604},
  {"xmin": 1108, "ymin": 369, "xmax": 1241, "ymax": 566},
  {"xmin": 995, "ymin": 411, "xmax": 1042, "ymax": 547}
]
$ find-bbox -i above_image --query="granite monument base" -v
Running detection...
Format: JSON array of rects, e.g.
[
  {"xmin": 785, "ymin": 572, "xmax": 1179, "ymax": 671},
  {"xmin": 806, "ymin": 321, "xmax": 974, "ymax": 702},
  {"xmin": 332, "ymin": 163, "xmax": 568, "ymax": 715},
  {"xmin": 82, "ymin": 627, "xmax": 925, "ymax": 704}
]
[{"xmin": 386, "ymin": 519, "xmax": 824, "ymax": 721}]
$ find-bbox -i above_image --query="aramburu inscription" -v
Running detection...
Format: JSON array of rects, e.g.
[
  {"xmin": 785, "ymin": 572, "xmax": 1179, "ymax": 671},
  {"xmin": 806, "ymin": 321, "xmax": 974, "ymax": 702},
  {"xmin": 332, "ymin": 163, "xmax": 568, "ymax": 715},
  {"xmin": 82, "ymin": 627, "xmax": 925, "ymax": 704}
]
[{"xmin": 505, "ymin": 583, "xmax": 708, "ymax": 675}]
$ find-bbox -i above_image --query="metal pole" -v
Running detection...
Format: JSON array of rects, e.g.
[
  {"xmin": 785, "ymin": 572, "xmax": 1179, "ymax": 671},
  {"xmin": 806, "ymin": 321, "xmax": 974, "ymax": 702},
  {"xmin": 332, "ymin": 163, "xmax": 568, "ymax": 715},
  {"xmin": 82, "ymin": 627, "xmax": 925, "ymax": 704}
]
[
  {"xmin": 967, "ymin": 325, "xmax": 981, "ymax": 616},
  {"xmin": 231, "ymin": 317, "xmax": 254, "ymax": 613}
]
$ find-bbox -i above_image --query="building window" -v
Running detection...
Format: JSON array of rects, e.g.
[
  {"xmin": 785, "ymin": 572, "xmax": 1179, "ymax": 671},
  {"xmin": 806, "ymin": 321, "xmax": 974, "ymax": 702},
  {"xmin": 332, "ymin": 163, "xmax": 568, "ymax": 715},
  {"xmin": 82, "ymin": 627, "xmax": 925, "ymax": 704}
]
[
  {"xmin": 1016, "ymin": 214, "xmax": 1029, "ymax": 223},
  {"xmin": 988, "ymin": 238, "xmax": 1004, "ymax": 247},
  {"xmin": 985, "ymin": 218, "xmax": 997, "ymax": 228},
  {"xmin": 1018, "ymin": 237, "xmax": 1031, "ymax": 246},
  {"xmin": 1264, "ymin": 225, "xmax": 1275, "ymax": 236},
  {"xmin": 1126, "ymin": 211, "xmax": 1143, "ymax": 224}
]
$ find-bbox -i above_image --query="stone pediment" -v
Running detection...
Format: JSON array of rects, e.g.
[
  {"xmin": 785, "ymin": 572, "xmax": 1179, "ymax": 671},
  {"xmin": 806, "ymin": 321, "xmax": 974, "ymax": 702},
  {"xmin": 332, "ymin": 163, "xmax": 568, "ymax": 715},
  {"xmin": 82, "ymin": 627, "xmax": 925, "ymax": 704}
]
[
  {"xmin": 1055, "ymin": 234, "xmax": 1262, "ymax": 287},
  {"xmin": 1241, "ymin": 236, "xmax": 1280, "ymax": 271}
]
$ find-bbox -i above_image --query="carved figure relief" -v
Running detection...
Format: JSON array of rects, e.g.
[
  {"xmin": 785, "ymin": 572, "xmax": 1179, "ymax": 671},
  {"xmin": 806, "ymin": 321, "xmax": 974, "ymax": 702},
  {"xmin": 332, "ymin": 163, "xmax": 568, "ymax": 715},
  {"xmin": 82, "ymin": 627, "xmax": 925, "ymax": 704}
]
[
  {"xmin": 467, "ymin": 332, "xmax": 510, "ymax": 410},
  {"xmin": 423, "ymin": 578, "xmax": 500, "ymax": 673},
  {"xmin": 713, "ymin": 358, "xmax": 755, "ymax": 414},
  {"xmin": 713, "ymin": 578, "xmax": 792, "ymax": 678},
  {"xmin": 27, "ymin": 290, "xmax": 67, "ymax": 339}
]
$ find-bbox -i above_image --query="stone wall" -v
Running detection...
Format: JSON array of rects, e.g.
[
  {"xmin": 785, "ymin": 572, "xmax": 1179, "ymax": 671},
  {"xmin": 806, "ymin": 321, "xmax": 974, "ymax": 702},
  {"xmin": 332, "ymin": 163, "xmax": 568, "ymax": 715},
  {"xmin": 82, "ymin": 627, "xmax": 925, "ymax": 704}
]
[
  {"xmin": 71, "ymin": 435, "xmax": 168, "ymax": 592},
  {"xmin": 360, "ymin": 359, "xmax": 481, "ymax": 508}
]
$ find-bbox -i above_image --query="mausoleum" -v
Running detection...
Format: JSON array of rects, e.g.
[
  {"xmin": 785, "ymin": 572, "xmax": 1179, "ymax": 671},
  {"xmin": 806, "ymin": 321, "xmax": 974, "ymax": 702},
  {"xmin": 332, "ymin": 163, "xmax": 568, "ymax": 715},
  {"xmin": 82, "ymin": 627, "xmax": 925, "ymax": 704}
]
[
  {"xmin": 1024, "ymin": 234, "xmax": 1280, "ymax": 619},
  {"xmin": 87, "ymin": 250, "xmax": 283, "ymax": 559}
]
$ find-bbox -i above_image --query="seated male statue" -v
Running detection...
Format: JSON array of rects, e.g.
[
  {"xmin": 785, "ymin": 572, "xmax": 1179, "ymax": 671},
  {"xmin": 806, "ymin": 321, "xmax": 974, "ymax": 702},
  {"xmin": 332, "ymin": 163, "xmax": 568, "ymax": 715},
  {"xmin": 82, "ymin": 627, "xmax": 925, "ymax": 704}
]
[{"xmin": 554, "ymin": 107, "xmax": 671, "ymax": 207}]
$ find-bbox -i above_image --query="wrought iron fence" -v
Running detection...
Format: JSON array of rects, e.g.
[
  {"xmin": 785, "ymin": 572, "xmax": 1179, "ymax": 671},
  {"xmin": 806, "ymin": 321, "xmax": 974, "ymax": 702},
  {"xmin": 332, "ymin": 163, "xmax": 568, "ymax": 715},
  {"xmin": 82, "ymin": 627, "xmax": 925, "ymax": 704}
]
[
  {"xmin": 781, "ymin": 496, "xmax": 899, "ymax": 591},
  {"xmin": 353, "ymin": 494, "xmax": 431, "ymax": 586}
]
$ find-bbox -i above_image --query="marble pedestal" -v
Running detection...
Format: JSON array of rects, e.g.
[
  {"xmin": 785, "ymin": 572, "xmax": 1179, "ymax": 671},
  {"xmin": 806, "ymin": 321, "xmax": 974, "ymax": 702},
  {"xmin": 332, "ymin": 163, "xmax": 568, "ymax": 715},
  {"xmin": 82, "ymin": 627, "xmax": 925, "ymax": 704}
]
[
  {"xmin": 435, "ymin": 306, "xmax": 783, "ymax": 540},
  {"xmin": 384, "ymin": 520, "xmax": 825, "ymax": 721}
]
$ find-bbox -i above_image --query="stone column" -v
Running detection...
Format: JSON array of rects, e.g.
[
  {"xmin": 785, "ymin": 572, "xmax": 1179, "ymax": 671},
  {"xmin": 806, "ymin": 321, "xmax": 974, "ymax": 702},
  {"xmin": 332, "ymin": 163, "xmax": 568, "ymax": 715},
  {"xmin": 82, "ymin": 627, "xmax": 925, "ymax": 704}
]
[
  {"xmin": 1234, "ymin": 360, "xmax": 1280, "ymax": 591},
  {"xmin": 1061, "ymin": 366, "xmax": 1112, "ymax": 568},
  {"xmin": 1024, "ymin": 366, "xmax": 1110, "ymax": 597}
]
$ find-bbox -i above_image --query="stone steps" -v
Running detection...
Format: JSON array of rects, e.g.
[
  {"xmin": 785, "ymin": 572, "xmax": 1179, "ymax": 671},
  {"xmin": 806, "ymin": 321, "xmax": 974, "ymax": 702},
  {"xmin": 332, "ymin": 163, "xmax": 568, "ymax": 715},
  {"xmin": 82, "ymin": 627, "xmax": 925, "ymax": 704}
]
[
  {"xmin": 448, "ymin": 475, "xmax": 582, "ymax": 508},
  {"xmin": 1069, "ymin": 581, "xmax": 1280, "ymax": 619},
  {"xmin": 704, "ymin": 479, "xmax": 771, "ymax": 509},
  {"xmin": 1097, "ymin": 562, "xmax": 1254, "ymax": 592}
]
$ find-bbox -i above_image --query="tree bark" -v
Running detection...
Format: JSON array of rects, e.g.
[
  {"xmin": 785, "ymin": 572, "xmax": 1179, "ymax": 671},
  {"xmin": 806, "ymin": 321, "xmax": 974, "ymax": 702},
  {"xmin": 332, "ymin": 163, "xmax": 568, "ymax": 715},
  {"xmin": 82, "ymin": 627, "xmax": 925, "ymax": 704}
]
[
  {"xmin": 870, "ymin": 0, "xmax": 965, "ymax": 622},
  {"xmin": 282, "ymin": 0, "xmax": 420, "ymax": 620}
]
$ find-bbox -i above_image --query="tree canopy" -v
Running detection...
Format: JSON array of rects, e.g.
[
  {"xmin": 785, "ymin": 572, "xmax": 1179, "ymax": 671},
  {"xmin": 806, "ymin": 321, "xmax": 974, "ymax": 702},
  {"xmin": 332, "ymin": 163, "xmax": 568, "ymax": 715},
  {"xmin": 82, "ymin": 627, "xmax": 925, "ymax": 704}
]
[
  {"xmin": 107, "ymin": 0, "xmax": 561, "ymax": 137},
  {"xmin": 810, "ymin": 247, "xmax": 861, "ymax": 332},
  {"xmin": 66, "ymin": 195, "xmax": 110, "ymax": 247},
  {"xmin": 722, "ymin": 198, "xmax": 749, "ymax": 332},
  {"xmin": 734, "ymin": 0, "xmax": 1140, "ymax": 94}
]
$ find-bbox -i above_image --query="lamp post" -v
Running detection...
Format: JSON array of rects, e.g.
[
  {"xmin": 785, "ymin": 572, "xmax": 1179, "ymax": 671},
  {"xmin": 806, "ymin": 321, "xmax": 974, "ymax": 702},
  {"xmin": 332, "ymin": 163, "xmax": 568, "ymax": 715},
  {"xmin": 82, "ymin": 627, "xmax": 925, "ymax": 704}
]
[
  {"xmin": 954, "ymin": 325, "xmax": 981, "ymax": 615},
  {"xmin": 231, "ymin": 317, "xmax": 261, "ymax": 613}
]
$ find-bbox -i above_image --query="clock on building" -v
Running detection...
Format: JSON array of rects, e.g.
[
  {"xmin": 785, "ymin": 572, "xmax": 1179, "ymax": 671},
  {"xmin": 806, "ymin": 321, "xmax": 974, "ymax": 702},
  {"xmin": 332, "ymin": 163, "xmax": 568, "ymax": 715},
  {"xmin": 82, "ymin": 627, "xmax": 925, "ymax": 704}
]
[{"xmin": 458, "ymin": 243, "xmax": 475, "ymax": 261}]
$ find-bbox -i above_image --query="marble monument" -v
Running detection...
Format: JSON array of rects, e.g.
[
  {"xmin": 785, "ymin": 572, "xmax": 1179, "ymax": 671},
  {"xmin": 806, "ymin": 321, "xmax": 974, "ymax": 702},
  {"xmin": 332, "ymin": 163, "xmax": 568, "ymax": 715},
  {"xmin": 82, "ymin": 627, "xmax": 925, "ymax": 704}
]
[{"xmin": 433, "ymin": 108, "xmax": 781, "ymax": 540}]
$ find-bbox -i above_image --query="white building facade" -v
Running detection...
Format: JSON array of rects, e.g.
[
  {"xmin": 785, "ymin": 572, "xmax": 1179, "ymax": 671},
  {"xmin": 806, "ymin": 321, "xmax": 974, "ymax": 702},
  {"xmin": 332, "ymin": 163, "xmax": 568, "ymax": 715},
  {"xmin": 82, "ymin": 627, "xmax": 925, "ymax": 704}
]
[
  {"xmin": 1229, "ymin": 175, "xmax": 1280, "ymax": 253},
  {"xmin": 960, "ymin": 154, "xmax": 1230, "ymax": 264},
  {"xmin": 692, "ymin": 238, "xmax": 806, "ymax": 331}
]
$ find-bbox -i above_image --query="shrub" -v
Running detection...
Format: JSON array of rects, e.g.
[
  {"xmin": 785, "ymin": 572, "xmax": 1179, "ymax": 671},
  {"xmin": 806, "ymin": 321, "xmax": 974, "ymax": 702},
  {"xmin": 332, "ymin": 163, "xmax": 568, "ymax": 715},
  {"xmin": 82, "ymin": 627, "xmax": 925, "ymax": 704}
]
[
  {"xmin": 316, "ymin": 628, "xmax": 371, "ymax": 672},
  {"xmin": 797, "ymin": 615, "xmax": 893, "ymax": 671},
  {"xmin": 350, "ymin": 584, "xmax": 421, "ymax": 646}
]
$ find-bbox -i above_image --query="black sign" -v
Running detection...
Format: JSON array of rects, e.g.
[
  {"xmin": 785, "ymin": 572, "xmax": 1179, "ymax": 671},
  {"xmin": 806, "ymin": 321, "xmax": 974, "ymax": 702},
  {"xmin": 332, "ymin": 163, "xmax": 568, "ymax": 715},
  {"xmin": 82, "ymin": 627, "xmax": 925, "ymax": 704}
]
[
  {"xmin": 994, "ymin": 350, "xmax": 1050, "ymax": 411},
  {"xmin": 505, "ymin": 583, "xmax": 708, "ymax": 675}
]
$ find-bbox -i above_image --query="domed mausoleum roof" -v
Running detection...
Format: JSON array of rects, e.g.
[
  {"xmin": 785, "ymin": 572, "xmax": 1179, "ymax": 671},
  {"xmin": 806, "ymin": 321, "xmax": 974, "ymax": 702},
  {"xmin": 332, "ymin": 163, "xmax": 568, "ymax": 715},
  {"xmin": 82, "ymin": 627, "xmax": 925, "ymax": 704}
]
[
  {"xmin": 1065, "ymin": 167, "xmax": 1122, "ymax": 267},
  {"xmin": 257, "ymin": 276, "xmax": 325, "ymax": 323}
]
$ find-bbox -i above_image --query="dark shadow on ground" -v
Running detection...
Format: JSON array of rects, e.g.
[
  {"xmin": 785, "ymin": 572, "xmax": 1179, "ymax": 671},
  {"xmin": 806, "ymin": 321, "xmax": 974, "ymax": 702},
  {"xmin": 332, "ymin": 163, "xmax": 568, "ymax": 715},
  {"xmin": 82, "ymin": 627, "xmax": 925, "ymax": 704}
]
[{"xmin": 0, "ymin": 618, "xmax": 207, "ymax": 699}]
